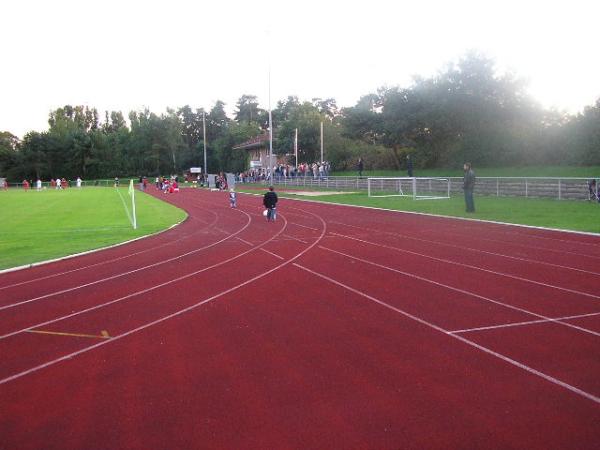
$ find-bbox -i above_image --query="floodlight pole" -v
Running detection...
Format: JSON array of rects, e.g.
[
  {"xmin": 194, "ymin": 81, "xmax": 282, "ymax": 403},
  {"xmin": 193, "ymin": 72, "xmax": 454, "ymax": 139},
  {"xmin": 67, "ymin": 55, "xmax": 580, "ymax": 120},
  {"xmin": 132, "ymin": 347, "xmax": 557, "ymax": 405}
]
[
  {"xmin": 320, "ymin": 121, "xmax": 324, "ymax": 163},
  {"xmin": 294, "ymin": 128, "xmax": 298, "ymax": 168},
  {"xmin": 202, "ymin": 111, "xmax": 207, "ymax": 177},
  {"xmin": 268, "ymin": 66, "xmax": 273, "ymax": 178}
]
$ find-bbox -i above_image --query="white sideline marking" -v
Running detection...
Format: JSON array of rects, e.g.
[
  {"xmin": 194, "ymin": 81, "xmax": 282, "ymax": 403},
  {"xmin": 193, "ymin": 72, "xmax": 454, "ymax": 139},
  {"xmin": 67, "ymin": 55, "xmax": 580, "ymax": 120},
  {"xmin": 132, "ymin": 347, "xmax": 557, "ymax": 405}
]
[
  {"xmin": 293, "ymin": 263, "xmax": 600, "ymax": 405},
  {"xmin": 328, "ymin": 221, "xmax": 600, "ymax": 276},
  {"xmin": 449, "ymin": 311, "xmax": 600, "ymax": 334},
  {"xmin": 0, "ymin": 210, "xmax": 254, "ymax": 311},
  {"xmin": 0, "ymin": 209, "xmax": 327, "ymax": 386},
  {"xmin": 0, "ymin": 213, "xmax": 290, "ymax": 341},
  {"xmin": 318, "ymin": 245, "xmax": 600, "ymax": 337},
  {"xmin": 0, "ymin": 210, "xmax": 217, "ymax": 290},
  {"xmin": 331, "ymin": 232, "xmax": 600, "ymax": 301},
  {"xmin": 115, "ymin": 187, "xmax": 134, "ymax": 228}
]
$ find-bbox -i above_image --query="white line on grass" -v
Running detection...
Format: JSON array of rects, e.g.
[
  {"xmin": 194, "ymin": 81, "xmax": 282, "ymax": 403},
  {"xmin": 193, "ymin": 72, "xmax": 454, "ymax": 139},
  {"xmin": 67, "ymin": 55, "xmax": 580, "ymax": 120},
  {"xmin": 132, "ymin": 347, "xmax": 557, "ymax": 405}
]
[
  {"xmin": 115, "ymin": 187, "xmax": 134, "ymax": 228},
  {"xmin": 0, "ymin": 210, "xmax": 216, "ymax": 290},
  {"xmin": 292, "ymin": 263, "xmax": 600, "ymax": 405}
]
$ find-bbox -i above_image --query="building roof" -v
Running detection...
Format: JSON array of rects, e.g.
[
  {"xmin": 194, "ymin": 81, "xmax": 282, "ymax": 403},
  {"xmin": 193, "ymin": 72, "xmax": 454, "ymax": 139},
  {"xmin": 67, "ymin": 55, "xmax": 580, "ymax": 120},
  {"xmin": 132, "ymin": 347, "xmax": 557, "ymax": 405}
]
[{"xmin": 233, "ymin": 133, "xmax": 270, "ymax": 150}]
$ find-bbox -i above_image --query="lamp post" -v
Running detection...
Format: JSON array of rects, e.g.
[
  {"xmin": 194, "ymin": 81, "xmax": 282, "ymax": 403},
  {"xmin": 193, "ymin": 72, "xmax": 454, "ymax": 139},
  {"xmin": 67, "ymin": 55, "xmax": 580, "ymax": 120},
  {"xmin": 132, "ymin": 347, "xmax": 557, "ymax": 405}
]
[{"xmin": 202, "ymin": 111, "xmax": 207, "ymax": 177}]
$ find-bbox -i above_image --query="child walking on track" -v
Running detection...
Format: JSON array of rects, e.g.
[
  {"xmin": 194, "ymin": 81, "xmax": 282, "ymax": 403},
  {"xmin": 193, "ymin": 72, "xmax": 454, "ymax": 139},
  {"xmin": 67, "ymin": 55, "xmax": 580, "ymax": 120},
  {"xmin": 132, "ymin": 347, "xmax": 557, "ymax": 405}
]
[
  {"xmin": 229, "ymin": 188, "xmax": 237, "ymax": 208},
  {"xmin": 263, "ymin": 186, "xmax": 278, "ymax": 222}
]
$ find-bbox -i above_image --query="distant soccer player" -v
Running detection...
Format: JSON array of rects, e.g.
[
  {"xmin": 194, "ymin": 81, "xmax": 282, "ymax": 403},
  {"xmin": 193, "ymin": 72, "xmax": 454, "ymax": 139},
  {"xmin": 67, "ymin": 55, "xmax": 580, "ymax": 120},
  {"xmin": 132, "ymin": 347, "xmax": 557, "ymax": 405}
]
[
  {"xmin": 229, "ymin": 188, "xmax": 237, "ymax": 208},
  {"xmin": 263, "ymin": 186, "xmax": 278, "ymax": 222}
]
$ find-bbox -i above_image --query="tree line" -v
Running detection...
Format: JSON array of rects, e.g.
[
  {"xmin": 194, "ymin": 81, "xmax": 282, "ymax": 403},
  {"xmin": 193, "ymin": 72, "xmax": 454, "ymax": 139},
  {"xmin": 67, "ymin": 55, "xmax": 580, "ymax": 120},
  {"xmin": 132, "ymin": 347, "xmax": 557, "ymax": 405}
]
[{"xmin": 1, "ymin": 53, "xmax": 599, "ymax": 181}]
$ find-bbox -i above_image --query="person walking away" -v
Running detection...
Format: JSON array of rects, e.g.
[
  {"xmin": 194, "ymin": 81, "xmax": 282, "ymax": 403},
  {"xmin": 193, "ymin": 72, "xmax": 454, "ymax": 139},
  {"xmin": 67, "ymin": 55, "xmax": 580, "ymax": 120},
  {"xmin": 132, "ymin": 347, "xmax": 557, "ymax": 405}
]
[
  {"xmin": 357, "ymin": 158, "xmax": 364, "ymax": 178},
  {"xmin": 229, "ymin": 188, "xmax": 237, "ymax": 208},
  {"xmin": 76, "ymin": 177, "xmax": 82, "ymax": 188},
  {"xmin": 36, "ymin": 178, "xmax": 42, "ymax": 191},
  {"xmin": 463, "ymin": 163, "xmax": 476, "ymax": 213},
  {"xmin": 263, "ymin": 186, "xmax": 278, "ymax": 222}
]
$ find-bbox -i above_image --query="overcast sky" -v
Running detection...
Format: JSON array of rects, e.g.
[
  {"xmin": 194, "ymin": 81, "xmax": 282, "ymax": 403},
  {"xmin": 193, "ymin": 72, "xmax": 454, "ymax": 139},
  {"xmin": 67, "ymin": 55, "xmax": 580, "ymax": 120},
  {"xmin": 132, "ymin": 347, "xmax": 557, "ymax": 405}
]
[{"xmin": 1, "ymin": 0, "xmax": 599, "ymax": 138}]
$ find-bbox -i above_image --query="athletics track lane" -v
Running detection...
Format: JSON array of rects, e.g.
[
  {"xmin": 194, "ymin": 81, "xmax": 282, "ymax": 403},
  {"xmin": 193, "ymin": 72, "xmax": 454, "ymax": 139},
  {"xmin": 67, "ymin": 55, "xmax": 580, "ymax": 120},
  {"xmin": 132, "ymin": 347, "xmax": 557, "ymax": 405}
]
[{"xmin": 0, "ymin": 189, "xmax": 599, "ymax": 449}]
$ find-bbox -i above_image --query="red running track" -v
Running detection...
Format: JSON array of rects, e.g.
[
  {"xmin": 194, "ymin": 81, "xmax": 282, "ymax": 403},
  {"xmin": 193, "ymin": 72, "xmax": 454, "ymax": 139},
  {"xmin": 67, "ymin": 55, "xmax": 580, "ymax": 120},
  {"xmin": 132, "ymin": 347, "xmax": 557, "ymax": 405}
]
[{"xmin": 1, "ymin": 188, "xmax": 599, "ymax": 449}]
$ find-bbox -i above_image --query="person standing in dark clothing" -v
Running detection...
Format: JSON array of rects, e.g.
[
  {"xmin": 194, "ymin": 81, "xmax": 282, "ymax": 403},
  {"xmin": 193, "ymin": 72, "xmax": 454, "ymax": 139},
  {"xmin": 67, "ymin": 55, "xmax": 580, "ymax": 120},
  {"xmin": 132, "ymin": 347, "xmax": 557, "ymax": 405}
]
[
  {"xmin": 463, "ymin": 163, "xmax": 476, "ymax": 213},
  {"xmin": 407, "ymin": 155, "xmax": 414, "ymax": 177},
  {"xmin": 588, "ymin": 179, "xmax": 598, "ymax": 201},
  {"xmin": 357, "ymin": 158, "xmax": 364, "ymax": 178},
  {"xmin": 263, "ymin": 186, "xmax": 278, "ymax": 222}
]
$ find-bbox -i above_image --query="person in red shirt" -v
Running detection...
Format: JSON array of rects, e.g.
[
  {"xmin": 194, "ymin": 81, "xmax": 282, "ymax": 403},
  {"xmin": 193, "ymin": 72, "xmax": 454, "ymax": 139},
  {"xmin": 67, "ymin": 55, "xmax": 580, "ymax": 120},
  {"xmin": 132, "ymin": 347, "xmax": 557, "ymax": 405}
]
[{"xmin": 22, "ymin": 180, "xmax": 30, "ymax": 190}]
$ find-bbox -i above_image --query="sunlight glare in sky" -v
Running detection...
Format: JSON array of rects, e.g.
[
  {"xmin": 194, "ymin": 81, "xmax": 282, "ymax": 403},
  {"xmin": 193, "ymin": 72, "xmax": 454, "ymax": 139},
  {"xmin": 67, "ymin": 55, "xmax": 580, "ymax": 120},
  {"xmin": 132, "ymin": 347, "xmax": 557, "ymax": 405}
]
[{"xmin": 1, "ymin": 0, "xmax": 598, "ymax": 137}]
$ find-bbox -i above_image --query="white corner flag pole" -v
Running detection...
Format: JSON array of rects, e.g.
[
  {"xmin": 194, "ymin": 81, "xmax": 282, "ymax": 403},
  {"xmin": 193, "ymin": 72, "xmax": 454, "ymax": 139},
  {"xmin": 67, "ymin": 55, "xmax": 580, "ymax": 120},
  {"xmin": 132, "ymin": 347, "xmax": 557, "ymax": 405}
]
[{"xmin": 128, "ymin": 179, "xmax": 137, "ymax": 229}]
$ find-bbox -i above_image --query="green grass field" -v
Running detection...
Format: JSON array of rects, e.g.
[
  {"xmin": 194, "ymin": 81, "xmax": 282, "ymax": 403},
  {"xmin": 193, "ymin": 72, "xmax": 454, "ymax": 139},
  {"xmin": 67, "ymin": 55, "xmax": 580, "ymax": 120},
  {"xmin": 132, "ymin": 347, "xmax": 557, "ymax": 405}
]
[
  {"xmin": 238, "ymin": 188, "xmax": 600, "ymax": 234},
  {"xmin": 333, "ymin": 165, "xmax": 600, "ymax": 178},
  {"xmin": 0, "ymin": 187, "xmax": 187, "ymax": 270}
]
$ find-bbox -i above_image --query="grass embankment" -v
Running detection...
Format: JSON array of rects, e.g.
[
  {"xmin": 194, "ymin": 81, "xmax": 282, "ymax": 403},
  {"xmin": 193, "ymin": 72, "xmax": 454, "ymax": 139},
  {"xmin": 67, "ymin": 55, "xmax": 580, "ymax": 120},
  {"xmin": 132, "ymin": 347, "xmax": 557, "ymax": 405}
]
[
  {"xmin": 238, "ymin": 187, "xmax": 600, "ymax": 234},
  {"xmin": 0, "ymin": 187, "xmax": 186, "ymax": 270},
  {"xmin": 333, "ymin": 165, "xmax": 600, "ymax": 178}
]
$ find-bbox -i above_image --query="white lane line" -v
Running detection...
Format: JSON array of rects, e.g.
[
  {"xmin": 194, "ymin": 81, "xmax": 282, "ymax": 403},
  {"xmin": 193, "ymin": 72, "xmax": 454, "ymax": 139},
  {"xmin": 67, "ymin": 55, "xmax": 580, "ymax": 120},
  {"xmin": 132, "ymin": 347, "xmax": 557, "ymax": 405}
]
[
  {"xmin": 0, "ymin": 210, "xmax": 327, "ymax": 386},
  {"xmin": 293, "ymin": 263, "xmax": 600, "ymax": 405},
  {"xmin": 318, "ymin": 245, "xmax": 600, "ymax": 337},
  {"xmin": 0, "ymin": 209, "xmax": 220, "ymax": 291},
  {"xmin": 449, "ymin": 311, "xmax": 600, "ymax": 334},
  {"xmin": 0, "ymin": 214, "xmax": 290, "ymax": 341},
  {"xmin": 0, "ymin": 210, "xmax": 254, "ymax": 311},
  {"xmin": 283, "ymin": 234, "xmax": 310, "ymax": 244},
  {"xmin": 328, "ymin": 220, "xmax": 600, "ymax": 275},
  {"xmin": 236, "ymin": 237, "xmax": 284, "ymax": 260},
  {"xmin": 330, "ymin": 232, "xmax": 600, "ymax": 301}
]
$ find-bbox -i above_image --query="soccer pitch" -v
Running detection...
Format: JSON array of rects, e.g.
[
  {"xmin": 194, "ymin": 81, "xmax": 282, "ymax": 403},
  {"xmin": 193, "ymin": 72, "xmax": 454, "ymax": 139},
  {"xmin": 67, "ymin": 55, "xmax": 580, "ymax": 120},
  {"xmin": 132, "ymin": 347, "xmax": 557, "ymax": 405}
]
[{"xmin": 0, "ymin": 187, "xmax": 186, "ymax": 270}]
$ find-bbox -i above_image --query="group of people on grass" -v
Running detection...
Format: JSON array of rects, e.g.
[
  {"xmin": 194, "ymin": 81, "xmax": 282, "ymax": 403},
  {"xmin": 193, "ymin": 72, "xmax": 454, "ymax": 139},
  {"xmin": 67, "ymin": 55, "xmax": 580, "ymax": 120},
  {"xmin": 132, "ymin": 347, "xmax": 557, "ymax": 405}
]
[{"xmin": 18, "ymin": 177, "xmax": 82, "ymax": 191}]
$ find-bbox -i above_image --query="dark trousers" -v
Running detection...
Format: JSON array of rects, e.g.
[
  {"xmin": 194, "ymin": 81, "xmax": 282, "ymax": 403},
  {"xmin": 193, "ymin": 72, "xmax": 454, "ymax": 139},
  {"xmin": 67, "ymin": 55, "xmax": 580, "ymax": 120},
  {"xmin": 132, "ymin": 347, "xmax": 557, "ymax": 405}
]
[{"xmin": 464, "ymin": 189, "xmax": 475, "ymax": 212}]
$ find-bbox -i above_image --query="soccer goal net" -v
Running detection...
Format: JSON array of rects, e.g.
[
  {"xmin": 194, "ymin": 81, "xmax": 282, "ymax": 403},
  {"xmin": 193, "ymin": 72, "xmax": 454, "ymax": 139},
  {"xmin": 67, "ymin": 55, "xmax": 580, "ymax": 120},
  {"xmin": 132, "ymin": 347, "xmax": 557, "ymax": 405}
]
[{"xmin": 367, "ymin": 177, "xmax": 451, "ymax": 200}]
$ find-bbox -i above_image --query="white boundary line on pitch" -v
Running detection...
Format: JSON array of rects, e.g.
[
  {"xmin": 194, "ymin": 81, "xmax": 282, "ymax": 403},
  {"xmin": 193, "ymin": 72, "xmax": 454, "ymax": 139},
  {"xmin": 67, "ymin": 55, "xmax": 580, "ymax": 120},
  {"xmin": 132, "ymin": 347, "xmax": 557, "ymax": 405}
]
[
  {"xmin": 317, "ymin": 245, "xmax": 600, "ymax": 337},
  {"xmin": 0, "ymin": 210, "xmax": 217, "ymax": 291},
  {"xmin": 449, "ymin": 311, "xmax": 600, "ymax": 334},
  {"xmin": 327, "ymin": 221, "xmax": 600, "ymax": 276},
  {"xmin": 0, "ymin": 208, "xmax": 327, "ymax": 386},
  {"xmin": 0, "ymin": 208, "xmax": 253, "ymax": 311},
  {"xmin": 330, "ymin": 232, "xmax": 600, "ymax": 301},
  {"xmin": 0, "ymin": 218, "xmax": 188, "ymax": 277},
  {"xmin": 292, "ymin": 263, "xmax": 600, "ymax": 405},
  {"xmin": 115, "ymin": 186, "xmax": 134, "ymax": 228},
  {"xmin": 0, "ymin": 211, "xmax": 291, "ymax": 341}
]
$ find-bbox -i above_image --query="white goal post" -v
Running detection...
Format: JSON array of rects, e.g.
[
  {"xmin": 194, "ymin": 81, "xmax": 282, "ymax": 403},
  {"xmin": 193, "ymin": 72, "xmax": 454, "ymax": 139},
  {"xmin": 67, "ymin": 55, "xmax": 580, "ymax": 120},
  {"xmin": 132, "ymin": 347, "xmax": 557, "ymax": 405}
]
[{"xmin": 367, "ymin": 177, "xmax": 451, "ymax": 200}]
